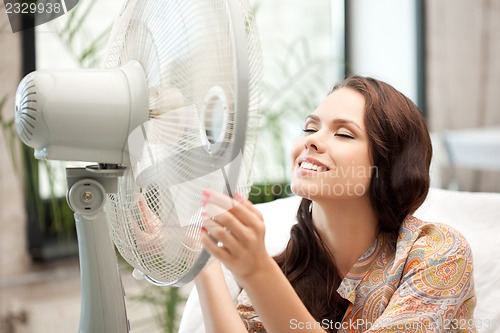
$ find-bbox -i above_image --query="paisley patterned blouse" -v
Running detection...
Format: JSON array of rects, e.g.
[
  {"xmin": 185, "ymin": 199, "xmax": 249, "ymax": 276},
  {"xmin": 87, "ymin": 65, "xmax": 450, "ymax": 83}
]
[{"xmin": 237, "ymin": 216, "xmax": 477, "ymax": 332}]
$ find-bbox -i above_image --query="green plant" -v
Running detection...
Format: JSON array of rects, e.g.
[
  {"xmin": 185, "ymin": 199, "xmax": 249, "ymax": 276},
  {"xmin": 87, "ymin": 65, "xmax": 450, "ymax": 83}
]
[
  {"xmin": 25, "ymin": 0, "xmax": 114, "ymax": 239},
  {"xmin": 55, "ymin": 0, "xmax": 113, "ymax": 69},
  {"xmin": 130, "ymin": 286, "xmax": 186, "ymax": 333},
  {"xmin": 49, "ymin": 3, "xmax": 187, "ymax": 331},
  {"xmin": 1, "ymin": 109, "xmax": 76, "ymax": 242},
  {"xmin": 253, "ymin": 36, "xmax": 334, "ymax": 186},
  {"xmin": 0, "ymin": 95, "xmax": 19, "ymax": 173},
  {"xmin": 0, "ymin": 0, "xmax": 113, "ymax": 240}
]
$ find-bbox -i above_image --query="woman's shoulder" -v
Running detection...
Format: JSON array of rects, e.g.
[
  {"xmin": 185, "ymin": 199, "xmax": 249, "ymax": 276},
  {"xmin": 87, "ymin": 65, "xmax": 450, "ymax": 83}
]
[
  {"xmin": 390, "ymin": 216, "xmax": 477, "ymax": 312},
  {"xmin": 397, "ymin": 215, "xmax": 473, "ymax": 262}
]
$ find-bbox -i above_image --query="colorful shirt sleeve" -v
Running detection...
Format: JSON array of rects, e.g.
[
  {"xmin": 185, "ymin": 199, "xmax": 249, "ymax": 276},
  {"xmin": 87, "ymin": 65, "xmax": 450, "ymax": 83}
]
[
  {"xmin": 237, "ymin": 290, "xmax": 267, "ymax": 333},
  {"xmin": 365, "ymin": 223, "xmax": 477, "ymax": 333}
]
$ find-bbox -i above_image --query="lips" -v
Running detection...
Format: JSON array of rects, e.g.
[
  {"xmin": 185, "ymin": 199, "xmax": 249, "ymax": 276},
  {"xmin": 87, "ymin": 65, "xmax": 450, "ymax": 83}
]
[{"xmin": 297, "ymin": 157, "xmax": 330, "ymax": 172}]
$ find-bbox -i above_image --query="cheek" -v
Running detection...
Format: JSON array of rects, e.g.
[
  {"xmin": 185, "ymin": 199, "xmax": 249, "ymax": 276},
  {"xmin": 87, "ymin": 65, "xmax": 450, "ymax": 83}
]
[
  {"xmin": 290, "ymin": 177, "xmax": 313, "ymax": 199},
  {"xmin": 351, "ymin": 157, "xmax": 372, "ymax": 181},
  {"xmin": 350, "ymin": 157, "xmax": 374, "ymax": 193},
  {"xmin": 330, "ymin": 147, "xmax": 373, "ymax": 187},
  {"xmin": 290, "ymin": 138, "xmax": 304, "ymax": 164}
]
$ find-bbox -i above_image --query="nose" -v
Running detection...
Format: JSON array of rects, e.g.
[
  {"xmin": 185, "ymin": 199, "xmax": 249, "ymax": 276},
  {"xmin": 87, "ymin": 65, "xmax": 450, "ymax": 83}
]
[{"xmin": 304, "ymin": 131, "xmax": 324, "ymax": 152}]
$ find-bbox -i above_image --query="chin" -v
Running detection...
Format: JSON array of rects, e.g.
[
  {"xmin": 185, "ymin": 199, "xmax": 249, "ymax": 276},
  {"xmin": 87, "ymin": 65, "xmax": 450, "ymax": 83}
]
[
  {"xmin": 290, "ymin": 180, "xmax": 321, "ymax": 201},
  {"xmin": 291, "ymin": 177, "xmax": 370, "ymax": 201}
]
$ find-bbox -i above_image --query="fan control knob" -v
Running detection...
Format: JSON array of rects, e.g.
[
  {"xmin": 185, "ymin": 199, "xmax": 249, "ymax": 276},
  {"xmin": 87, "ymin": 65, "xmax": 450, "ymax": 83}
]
[{"xmin": 67, "ymin": 179, "xmax": 106, "ymax": 215}]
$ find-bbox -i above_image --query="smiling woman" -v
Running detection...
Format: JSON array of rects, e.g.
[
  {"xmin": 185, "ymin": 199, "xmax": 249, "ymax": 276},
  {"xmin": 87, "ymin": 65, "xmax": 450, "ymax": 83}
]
[
  {"xmin": 193, "ymin": 76, "xmax": 477, "ymax": 333},
  {"xmin": 291, "ymin": 87, "xmax": 372, "ymax": 201}
]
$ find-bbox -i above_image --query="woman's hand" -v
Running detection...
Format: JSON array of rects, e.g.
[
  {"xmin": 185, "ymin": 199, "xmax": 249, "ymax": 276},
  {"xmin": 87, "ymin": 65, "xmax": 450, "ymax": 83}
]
[
  {"xmin": 200, "ymin": 190, "xmax": 274, "ymax": 283},
  {"xmin": 200, "ymin": 190, "xmax": 326, "ymax": 333}
]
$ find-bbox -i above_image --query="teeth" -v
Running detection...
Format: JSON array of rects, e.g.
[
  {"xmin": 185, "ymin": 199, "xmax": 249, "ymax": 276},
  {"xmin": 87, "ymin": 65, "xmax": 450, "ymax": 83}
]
[{"xmin": 300, "ymin": 162, "xmax": 328, "ymax": 172}]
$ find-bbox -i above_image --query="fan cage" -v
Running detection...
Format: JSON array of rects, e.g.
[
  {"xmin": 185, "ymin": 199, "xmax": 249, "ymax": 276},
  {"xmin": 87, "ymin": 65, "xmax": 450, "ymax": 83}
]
[{"xmin": 103, "ymin": 0, "xmax": 262, "ymax": 285}]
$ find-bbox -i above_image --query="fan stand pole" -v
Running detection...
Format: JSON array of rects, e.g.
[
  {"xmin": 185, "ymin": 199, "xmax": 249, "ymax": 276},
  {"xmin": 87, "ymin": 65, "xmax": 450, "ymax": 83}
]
[{"xmin": 66, "ymin": 166, "xmax": 129, "ymax": 333}]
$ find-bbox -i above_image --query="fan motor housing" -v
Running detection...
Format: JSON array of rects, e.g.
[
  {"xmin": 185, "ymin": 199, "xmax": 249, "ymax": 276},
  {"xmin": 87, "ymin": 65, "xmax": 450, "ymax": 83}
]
[
  {"xmin": 14, "ymin": 60, "xmax": 148, "ymax": 165},
  {"xmin": 201, "ymin": 85, "xmax": 230, "ymax": 153}
]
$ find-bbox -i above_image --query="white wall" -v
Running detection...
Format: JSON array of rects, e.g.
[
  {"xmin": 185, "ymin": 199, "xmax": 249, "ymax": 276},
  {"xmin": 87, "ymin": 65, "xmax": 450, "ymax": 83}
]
[{"xmin": 348, "ymin": 0, "xmax": 419, "ymax": 104}]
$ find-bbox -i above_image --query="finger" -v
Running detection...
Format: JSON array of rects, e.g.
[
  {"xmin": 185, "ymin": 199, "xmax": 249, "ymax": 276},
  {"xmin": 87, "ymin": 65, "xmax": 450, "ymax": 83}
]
[
  {"xmin": 203, "ymin": 223, "xmax": 242, "ymax": 254},
  {"xmin": 202, "ymin": 189, "xmax": 240, "ymax": 212},
  {"xmin": 203, "ymin": 190, "xmax": 260, "ymax": 229},
  {"xmin": 201, "ymin": 229, "xmax": 232, "ymax": 262},
  {"xmin": 133, "ymin": 194, "xmax": 164, "ymax": 252},
  {"xmin": 218, "ymin": 196, "xmax": 264, "ymax": 232},
  {"xmin": 202, "ymin": 204, "xmax": 249, "ymax": 243},
  {"xmin": 137, "ymin": 193, "xmax": 160, "ymax": 234},
  {"xmin": 202, "ymin": 201, "xmax": 228, "ymax": 220},
  {"xmin": 235, "ymin": 192, "xmax": 264, "ymax": 221}
]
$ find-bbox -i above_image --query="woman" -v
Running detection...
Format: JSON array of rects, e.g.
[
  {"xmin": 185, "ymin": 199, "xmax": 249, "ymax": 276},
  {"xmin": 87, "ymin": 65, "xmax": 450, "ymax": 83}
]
[{"xmin": 195, "ymin": 76, "xmax": 477, "ymax": 332}]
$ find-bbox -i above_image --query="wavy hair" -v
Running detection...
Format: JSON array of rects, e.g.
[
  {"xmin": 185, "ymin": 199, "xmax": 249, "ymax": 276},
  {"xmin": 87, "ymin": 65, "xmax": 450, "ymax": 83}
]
[{"xmin": 274, "ymin": 76, "xmax": 433, "ymax": 331}]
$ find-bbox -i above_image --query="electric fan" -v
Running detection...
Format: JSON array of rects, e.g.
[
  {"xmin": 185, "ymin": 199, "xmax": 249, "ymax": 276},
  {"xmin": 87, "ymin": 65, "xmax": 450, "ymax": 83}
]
[{"xmin": 14, "ymin": 0, "xmax": 262, "ymax": 331}]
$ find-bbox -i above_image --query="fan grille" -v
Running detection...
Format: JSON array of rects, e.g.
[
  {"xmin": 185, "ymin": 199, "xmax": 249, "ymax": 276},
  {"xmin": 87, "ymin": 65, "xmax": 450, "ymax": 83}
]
[
  {"xmin": 14, "ymin": 74, "xmax": 38, "ymax": 146},
  {"xmin": 103, "ymin": 0, "xmax": 261, "ymax": 285}
]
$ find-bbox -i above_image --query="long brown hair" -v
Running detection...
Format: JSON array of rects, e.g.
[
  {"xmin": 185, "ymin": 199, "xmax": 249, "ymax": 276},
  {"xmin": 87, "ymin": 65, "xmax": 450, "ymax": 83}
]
[{"xmin": 274, "ymin": 76, "xmax": 433, "ymax": 331}]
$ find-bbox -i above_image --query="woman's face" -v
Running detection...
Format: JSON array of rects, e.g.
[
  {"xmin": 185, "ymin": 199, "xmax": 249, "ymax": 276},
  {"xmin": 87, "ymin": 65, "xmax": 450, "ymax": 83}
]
[{"xmin": 290, "ymin": 87, "xmax": 373, "ymax": 201}]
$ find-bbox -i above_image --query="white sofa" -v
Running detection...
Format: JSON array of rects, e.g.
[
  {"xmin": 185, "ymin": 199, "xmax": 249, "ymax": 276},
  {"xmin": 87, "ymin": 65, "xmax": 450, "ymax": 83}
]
[{"xmin": 178, "ymin": 188, "xmax": 500, "ymax": 333}]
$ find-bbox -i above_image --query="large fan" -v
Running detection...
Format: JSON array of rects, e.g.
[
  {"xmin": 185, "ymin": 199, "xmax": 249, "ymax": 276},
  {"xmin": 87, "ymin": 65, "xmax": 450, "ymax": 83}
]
[{"xmin": 14, "ymin": 0, "xmax": 261, "ymax": 331}]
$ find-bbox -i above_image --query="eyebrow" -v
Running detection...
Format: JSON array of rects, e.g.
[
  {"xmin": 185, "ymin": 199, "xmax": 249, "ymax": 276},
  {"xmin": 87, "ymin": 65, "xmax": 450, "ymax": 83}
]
[{"xmin": 305, "ymin": 114, "xmax": 363, "ymax": 131}]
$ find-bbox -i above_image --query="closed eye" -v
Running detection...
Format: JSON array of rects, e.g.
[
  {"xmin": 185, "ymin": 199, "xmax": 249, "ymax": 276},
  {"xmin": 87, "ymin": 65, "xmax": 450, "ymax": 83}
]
[
  {"xmin": 335, "ymin": 133, "xmax": 354, "ymax": 139},
  {"xmin": 302, "ymin": 128, "xmax": 317, "ymax": 133}
]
